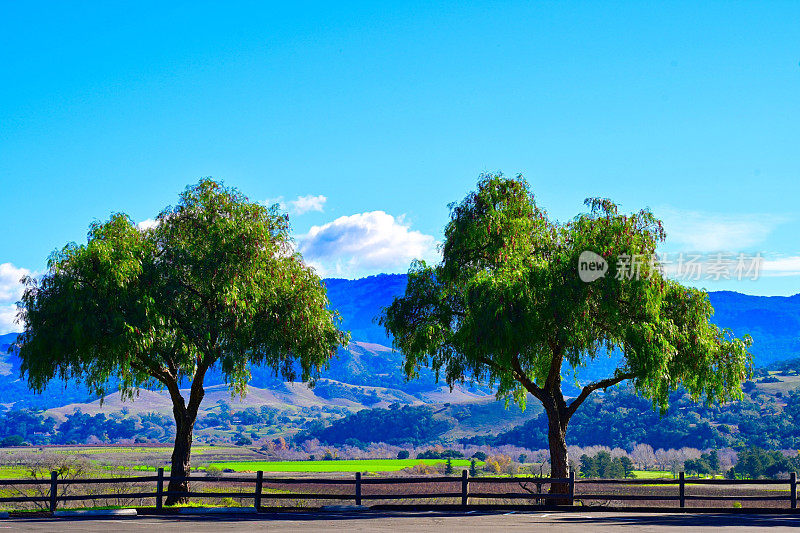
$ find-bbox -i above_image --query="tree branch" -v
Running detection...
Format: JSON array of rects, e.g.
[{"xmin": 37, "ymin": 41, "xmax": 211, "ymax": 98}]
[
  {"xmin": 544, "ymin": 338, "xmax": 564, "ymax": 393},
  {"xmin": 475, "ymin": 354, "xmax": 542, "ymax": 402},
  {"xmin": 508, "ymin": 355, "xmax": 545, "ymax": 402},
  {"xmin": 566, "ymin": 371, "xmax": 636, "ymax": 419},
  {"xmin": 131, "ymin": 355, "xmax": 186, "ymax": 413}
]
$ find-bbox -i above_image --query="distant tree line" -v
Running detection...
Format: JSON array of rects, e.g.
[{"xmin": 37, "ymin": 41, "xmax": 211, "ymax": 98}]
[
  {"xmin": 467, "ymin": 387, "xmax": 800, "ymax": 451},
  {"xmin": 0, "ymin": 403, "xmax": 307, "ymax": 447},
  {"xmin": 295, "ymin": 404, "xmax": 452, "ymax": 447},
  {"xmin": 0, "ymin": 408, "xmax": 174, "ymax": 445},
  {"xmin": 728, "ymin": 447, "xmax": 800, "ymax": 479},
  {"xmin": 579, "ymin": 450, "xmax": 634, "ymax": 478}
]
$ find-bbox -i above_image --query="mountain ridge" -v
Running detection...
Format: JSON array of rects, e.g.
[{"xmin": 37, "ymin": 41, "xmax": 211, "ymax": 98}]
[{"xmin": 1, "ymin": 276, "xmax": 799, "ymax": 410}]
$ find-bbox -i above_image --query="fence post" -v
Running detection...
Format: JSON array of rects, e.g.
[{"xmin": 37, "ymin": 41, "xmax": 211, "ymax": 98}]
[
  {"xmin": 679, "ymin": 471, "xmax": 685, "ymax": 508},
  {"xmin": 568, "ymin": 471, "xmax": 575, "ymax": 506},
  {"xmin": 49, "ymin": 471, "xmax": 58, "ymax": 513},
  {"xmin": 254, "ymin": 470, "xmax": 263, "ymax": 511},
  {"xmin": 791, "ymin": 472, "xmax": 797, "ymax": 509},
  {"xmin": 156, "ymin": 467, "xmax": 164, "ymax": 512},
  {"xmin": 355, "ymin": 472, "xmax": 362, "ymax": 506},
  {"xmin": 461, "ymin": 470, "xmax": 469, "ymax": 507}
]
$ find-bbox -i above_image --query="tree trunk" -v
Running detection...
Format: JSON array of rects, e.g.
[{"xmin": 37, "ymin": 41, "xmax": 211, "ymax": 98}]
[
  {"xmin": 545, "ymin": 404, "xmax": 571, "ymax": 503},
  {"xmin": 162, "ymin": 360, "xmax": 209, "ymax": 506},
  {"xmin": 165, "ymin": 411, "xmax": 196, "ymax": 505}
]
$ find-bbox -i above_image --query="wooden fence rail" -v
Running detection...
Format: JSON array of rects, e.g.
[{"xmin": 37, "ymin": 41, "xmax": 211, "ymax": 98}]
[{"xmin": 0, "ymin": 468, "xmax": 797, "ymax": 513}]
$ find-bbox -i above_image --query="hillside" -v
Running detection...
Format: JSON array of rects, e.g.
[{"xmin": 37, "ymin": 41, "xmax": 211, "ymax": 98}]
[
  {"xmin": 1, "ymin": 277, "xmax": 799, "ymax": 412},
  {"xmin": 708, "ymin": 291, "xmax": 800, "ymax": 366}
]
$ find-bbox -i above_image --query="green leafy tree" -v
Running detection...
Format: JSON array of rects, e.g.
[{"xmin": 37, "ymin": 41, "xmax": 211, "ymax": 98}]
[
  {"xmin": 619, "ymin": 456, "xmax": 634, "ymax": 478},
  {"xmin": 14, "ymin": 179, "xmax": 348, "ymax": 503},
  {"xmin": 579, "ymin": 454, "xmax": 598, "ymax": 478},
  {"xmin": 381, "ymin": 174, "xmax": 752, "ymax": 495}
]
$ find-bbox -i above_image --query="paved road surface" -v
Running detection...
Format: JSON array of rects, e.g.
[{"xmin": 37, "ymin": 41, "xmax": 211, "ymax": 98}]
[{"xmin": 4, "ymin": 511, "xmax": 800, "ymax": 532}]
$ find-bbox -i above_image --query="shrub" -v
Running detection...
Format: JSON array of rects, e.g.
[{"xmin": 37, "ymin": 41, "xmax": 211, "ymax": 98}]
[
  {"xmin": 483, "ymin": 454, "xmax": 514, "ymax": 475},
  {"xmin": 0, "ymin": 435, "xmax": 24, "ymax": 447},
  {"xmin": 472, "ymin": 451, "xmax": 487, "ymax": 461},
  {"xmin": 416, "ymin": 448, "xmax": 464, "ymax": 460},
  {"xmin": 404, "ymin": 463, "xmax": 440, "ymax": 475}
]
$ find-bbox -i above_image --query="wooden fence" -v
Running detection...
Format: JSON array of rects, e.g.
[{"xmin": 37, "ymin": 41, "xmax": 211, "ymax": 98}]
[{"xmin": 0, "ymin": 469, "xmax": 797, "ymax": 512}]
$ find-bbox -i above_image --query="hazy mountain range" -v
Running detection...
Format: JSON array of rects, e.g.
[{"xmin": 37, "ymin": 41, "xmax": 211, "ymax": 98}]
[{"xmin": 1, "ymin": 274, "xmax": 798, "ymax": 411}]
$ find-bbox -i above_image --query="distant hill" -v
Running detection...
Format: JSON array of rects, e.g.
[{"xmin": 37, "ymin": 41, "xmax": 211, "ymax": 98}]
[
  {"xmin": 323, "ymin": 274, "xmax": 408, "ymax": 345},
  {"xmin": 1, "ymin": 277, "xmax": 799, "ymax": 410},
  {"xmin": 708, "ymin": 291, "xmax": 800, "ymax": 366}
]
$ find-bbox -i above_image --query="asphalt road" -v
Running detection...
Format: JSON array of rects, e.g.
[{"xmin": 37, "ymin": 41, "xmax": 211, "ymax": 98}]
[{"xmin": 4, "ymin": 511, "xmax": 800, "ymax": 532}]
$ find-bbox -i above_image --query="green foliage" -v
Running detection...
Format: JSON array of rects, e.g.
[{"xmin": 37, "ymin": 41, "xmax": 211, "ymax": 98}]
[
  {"xmin": 13, "ymin": 179, "xmax": 348, "ymax": 497},
  {"xmin": 472, "ymin": 385, "xmax": 800, "ymax": 450},
  {"xmin": 1, "ymin": 434, "xmax": 24, "ymax": 447},
  {"xmin": 684, "ymin": 450, "xmax": 720, "ymax": 476},
  {"xmin": 397, "ymin": 450, "xmax": 410, "ymax": 459},
  {"xmin": 471, "ymin": 451, "xmax": 487, "ymax": 461},
  {"xmin": 416, "ymin": 448, "xmax": 464, "ymax": 459},
  {"xmin": 0, "ymin": 408, "xmax": 56, "ymax": 444},
  {"xmin": 381, "ymin": 173, "xmax": 753, "ymax": 476},
  {"xmin": 313, "ymin": 381, "xmax": 381, "ymax": 405},
  {"xmin": 579, "ymin": 451, "xmax": 633, "ymax": 479},
  {"xmin": 16, "ymin": 179, "xmax": 348, "ymax": 400},
  {"xmin": 730, "ymin": 447, "xmax": 800, "ymax": 479},
  {"xmin": 295, "ymin": 405, "xmax": 451, "ymax": 446},
  {"xmin": 382, "ymin": 173, "xmax": 752, "ymax": 412},
  {"xmin": 204, "ymin": 458, "xmax": 471, "ymax": 473}
]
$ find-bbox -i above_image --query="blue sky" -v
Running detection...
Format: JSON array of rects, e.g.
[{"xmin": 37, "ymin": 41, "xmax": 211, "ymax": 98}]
[{"xmin": 1, "ymin": 1, "xmax": 799, "ymax": 332}]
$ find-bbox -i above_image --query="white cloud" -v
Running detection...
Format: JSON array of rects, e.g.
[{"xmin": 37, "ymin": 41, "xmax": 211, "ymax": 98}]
[
  {"xmin": 265, "ymin": 195, "xmax": 327, "ymax": 216},
  {"xmin": 0, "ymin": 263, "xmax": 30, "ymax": 334},
  {"xmin": 0, "ymin": 263, "xmax": 29, "ymax": 302},
  {"xmin": 760, "ymin": 255, "xmax": 800, "ymax": 277},
  {"xmin": 289, "ymin": 195, "xmax": 326, "ymax": 215},
  {"xmin": 0, "ymin": 304, "xmax": 19, "ymax": 335},
  {"xmin": 298, "ymin": 211, "xmax": 438, "ymax": 278},
  {"xmin": 137, "ymin": 218, "xmax": 159, "ymax": 230},
  {"xmin": 658, "ymin": 207, "xmax": 789, "ymax": 252}
]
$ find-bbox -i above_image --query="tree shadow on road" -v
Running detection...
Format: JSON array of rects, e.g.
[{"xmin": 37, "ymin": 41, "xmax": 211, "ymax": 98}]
[{"xmin": 558, "ymin": 513, "xmax": 800, "ymax": 528}]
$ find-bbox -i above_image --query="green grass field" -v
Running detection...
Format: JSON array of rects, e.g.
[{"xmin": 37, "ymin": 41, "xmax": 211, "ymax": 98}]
[
  {"xmin": 205, "ymin": 458, "xmax": 474, "ymax": 473},
  {"xmin": 46, "ymin": 445, "xmax": 237, "ymax": 455},
  {"xmin": 0, "ymin": 465, "xmax": 29, "ymax": 478},
  {"xmin": 630, "ymin": 470, "xmax": 674, "ymax": 479}
]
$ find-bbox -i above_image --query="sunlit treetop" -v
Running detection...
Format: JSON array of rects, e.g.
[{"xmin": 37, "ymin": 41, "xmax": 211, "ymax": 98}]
[
  {"xmin": 16, "ymin": 179, "xmax": 349, "ymax": 400},
  {"xmin": 383, "ymin": 173, "xmax": 752, "ymax": 414}
]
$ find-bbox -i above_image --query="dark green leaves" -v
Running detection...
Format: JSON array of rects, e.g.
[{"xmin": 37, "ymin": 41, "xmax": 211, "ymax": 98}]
[
  {"xmin": 16, "ymin": 179, "xmax": 349, "ymax": 399},
  {"xmin": 382, "ymin": 173, "xmax": 752, "ymax": 412}
]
